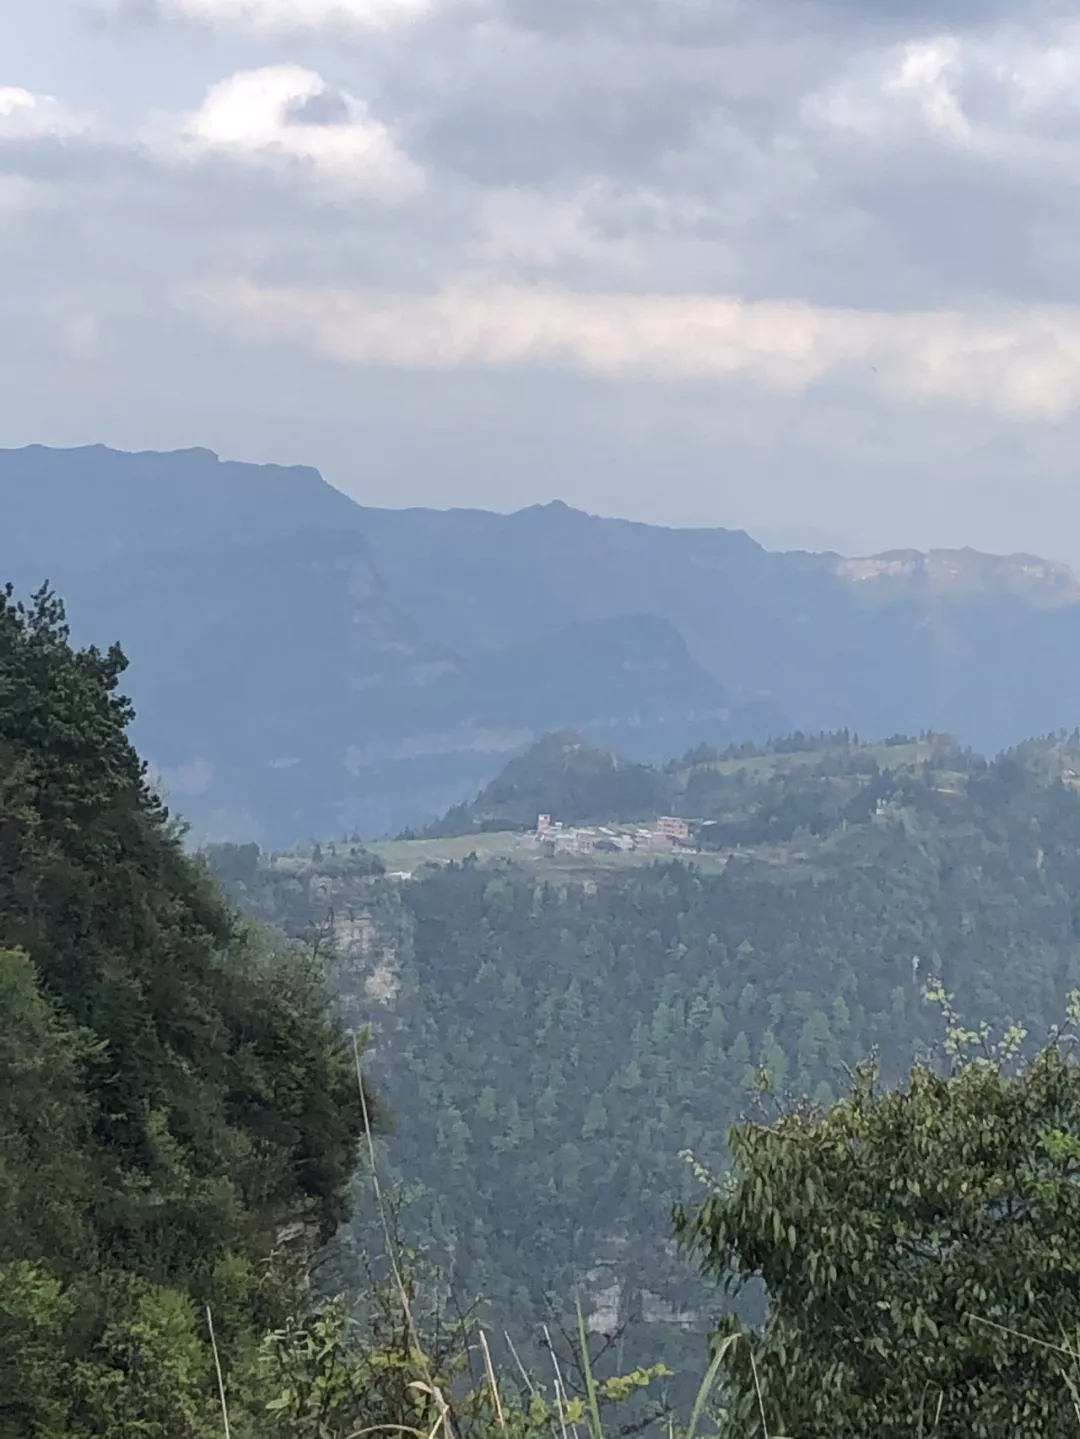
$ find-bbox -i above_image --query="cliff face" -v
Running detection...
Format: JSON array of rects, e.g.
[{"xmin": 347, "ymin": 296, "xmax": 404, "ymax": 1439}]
[{"xmin": 834, "ymin": 548, "xmax": 1080, "ymax": 608}]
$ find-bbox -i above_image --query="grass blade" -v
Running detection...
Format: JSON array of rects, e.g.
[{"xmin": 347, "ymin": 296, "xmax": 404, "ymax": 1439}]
[
  {"xmin": 684, "ymin": 1334, "xmax": 737, "ymax": 1439},
  {"xmin": 575, "ymin": 1297, "xmax": 604, "ymax": 1439}
]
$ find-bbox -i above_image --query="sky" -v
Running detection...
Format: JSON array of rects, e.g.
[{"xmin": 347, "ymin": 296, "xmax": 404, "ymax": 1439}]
[{"xmin": 5, "ymin": 1, "xmax": 1080, "ymax": 558}]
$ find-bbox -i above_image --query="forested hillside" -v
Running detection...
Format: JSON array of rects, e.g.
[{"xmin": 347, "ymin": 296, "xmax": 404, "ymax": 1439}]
[
  {"xmin": 425, "ymin": 727, "xmax": 957, "ymax": 839},
  {"xmin": 212, "ymin": 730, "xmax": 1080, "ymax": 1371},
  {"xmin": 0, "ymin": 579, "xmax": 725, "ymax": 1436},
  {"xmin": 425, "ymin": 729, "xmax": 668, "ymax": 836},
  {"xmin": 10, "ymin": 574, "xmax": 1080, "ymax": 1432},
  {"xmin": 0, "ymin": 585, "xmax": 366, "ymax": 1436}
]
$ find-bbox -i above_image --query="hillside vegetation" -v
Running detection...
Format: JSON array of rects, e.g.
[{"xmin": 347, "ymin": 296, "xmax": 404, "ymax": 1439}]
[
  {"xmin": 212, "ymin": 727, "xmax": 1080, "ymax": 1380},
  {"xmin": 8, "ymin": 576, "xmax": 1080, "ymax": 1433},
  {"xmin": 0, "ymin": 586, "xmax": 366, "ymax": 1436},
  {"xmin": 425, "ymin": 730, "xmax": 667, "ymax": 835},
  {"xmin": 423, "ymin": 727, "xmax": 957, "ymax": 840}
]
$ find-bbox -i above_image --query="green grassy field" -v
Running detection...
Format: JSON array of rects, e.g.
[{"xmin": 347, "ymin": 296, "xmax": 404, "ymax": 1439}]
[
  {"xmin": 679, "ymin": 737, "xmax": 940, "ymax": 782},
  {"xmin": 369, "ymin": 832, "xmax": 524, "ymax": 871},
  {"xmin": 368, "ymin": 831, "xmax": 734, "ymax": 878}
]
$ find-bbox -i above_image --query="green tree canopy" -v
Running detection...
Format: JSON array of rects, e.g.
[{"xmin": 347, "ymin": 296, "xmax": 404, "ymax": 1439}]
[
  {"xmin": 0, "ymin": 585, "xmax": 368, "ymax": 1436},
  {"xmin": 676, "ymin": 1002, "xmax": 1080, "ymax": 1437}
]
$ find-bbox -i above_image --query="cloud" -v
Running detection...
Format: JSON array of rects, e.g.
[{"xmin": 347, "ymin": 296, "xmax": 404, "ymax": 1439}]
[
  {"xmin": 168, "ymin": 66, "xmax": 423, "ymax": 200},
  {"xmin": 464, "ymin": 183, "xmax": 728, "ymax": 288},
  {"xmin": 0, "ymin": 87, "xmax": 88, "ymax": 140},
  {"xmin": 94, "ymin": 0, "xmax": 437, "ymax": 34},
  {"xmin": 0, "ymin": 88, "xmax": 88, "ymax": 226},
  {"xmin": 185, "ymin": 277, "xmax": 1080, "ymax": 421},
  {"xmin": 808, "ymin": 21, "xmax": 1080, "ymax": 168},
  {"xmin": 47, "ymin": 304, "xmax": 107, "ymax": 361},
  {"xmin": 808, "ymin": 38, "xmax": 971, "ymax": 144},
  {"xmin": 0, "ymin": 174, "xmax": 57, "ymax": 221},
  {"xmin": 14, "ymin": 0, "xmax": 1080, "ymax": 560}
]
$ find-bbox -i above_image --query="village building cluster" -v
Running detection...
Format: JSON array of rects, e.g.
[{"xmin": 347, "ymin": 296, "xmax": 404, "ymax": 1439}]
[{"xmin": 517, "ymin": 812, "xmax": 695, "ymax": 857}]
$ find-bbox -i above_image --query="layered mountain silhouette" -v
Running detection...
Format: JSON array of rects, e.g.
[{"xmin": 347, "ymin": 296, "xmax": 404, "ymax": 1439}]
[{"xmin": 5, "ymin": 442, "xmax": 1080, "ymax": 842}]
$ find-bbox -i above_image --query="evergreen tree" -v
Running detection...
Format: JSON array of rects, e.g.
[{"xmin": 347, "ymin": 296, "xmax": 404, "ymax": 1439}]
[{"xmin": 0, "ymin": 586, "xmax": 368, "ymax": 1436}]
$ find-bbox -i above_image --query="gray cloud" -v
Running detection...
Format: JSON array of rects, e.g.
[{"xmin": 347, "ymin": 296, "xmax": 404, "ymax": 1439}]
[
  {"xmin": 786, "ymin": 0, "xmax": 1073, "ymax": 23},
  {"xmin": 4, "ymin": 0, "xmax": 1080, "ymax": 561},
  {"xmin": 285, "ymin": 87, "xmax": 352, "ymax": 125},
  {"xmin": 11, "ymin": 7, "xmax": 1080, "ymax": 307}
]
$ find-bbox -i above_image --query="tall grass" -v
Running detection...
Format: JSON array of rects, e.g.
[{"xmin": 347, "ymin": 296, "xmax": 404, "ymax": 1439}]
[
  {"xmin": 223, "ymin": 1027, "xmax": 937, "ymax": 1439},
  {"xmin": 246, "ymin": 1030, "xmax": 731, "ymax": 1439}
]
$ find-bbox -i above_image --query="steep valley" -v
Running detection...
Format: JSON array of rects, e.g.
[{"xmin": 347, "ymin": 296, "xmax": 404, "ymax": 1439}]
[{"xmin": 209, "ymin": 730, "xmax": 1080, "ymax": 1372}]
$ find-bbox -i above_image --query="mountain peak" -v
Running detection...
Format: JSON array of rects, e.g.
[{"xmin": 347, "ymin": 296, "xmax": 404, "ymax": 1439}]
[{"xmin": 513, "ymin": 498, "xmax": 586, "ymax": 521}]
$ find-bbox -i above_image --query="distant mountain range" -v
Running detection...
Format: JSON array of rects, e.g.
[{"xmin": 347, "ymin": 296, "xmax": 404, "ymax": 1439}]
[{"xmin": 5, "ymin": 442, "xmax": 1080, "ymax": 844}]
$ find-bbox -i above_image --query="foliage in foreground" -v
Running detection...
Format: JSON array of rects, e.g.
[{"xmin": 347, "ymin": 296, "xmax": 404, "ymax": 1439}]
[
  {"xmin": 677, "ymin": 994, "xmax": 1080, "ymax": 1437},
  {"xmin": 0, "ymin": 586, "xmax": 366, "ymax": 1436},
  {"xmin": 257, "ymin": 1270, "xmax": 685, "ymax": 1439}
]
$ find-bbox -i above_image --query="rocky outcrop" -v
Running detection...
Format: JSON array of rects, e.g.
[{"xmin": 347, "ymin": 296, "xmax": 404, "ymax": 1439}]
[{"xmin": 835, "ymin": 548, "xmax": 1080, "ymax": 608}]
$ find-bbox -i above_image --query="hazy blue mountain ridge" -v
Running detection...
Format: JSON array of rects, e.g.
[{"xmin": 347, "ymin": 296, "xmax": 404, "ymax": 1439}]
[{"xmin": 6, "ymin": 442, "xmax": 1080, "ymax": 843}]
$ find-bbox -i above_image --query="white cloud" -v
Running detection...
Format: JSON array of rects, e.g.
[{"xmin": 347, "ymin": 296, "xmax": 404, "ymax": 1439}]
[
  {"xmin": 170, "ymin": 65, "xmax": 423, "ymax": 200},
  {"xmin": 186, "ymin": 277, "xmax": 1080, "ymax": 421},
  {"xmin": 468, "ymin": 184, "xmax": 671, "ymax": 280},
  {"xmin": 94, "ymin": 0, "xmax": 435, "ymax": 34},
  {"xmin": 0, "ymin": 87, "xmax": 88, "ymax": 139},
  {"xmin": 879, "ymin": 38, "xmax": 971, "ymax": 143},
  {"xmin": 0, "ymin": 91, "xmax": 86, "ymax": 226},
  {"xmin": 807, "ymin": 22, "xmax": 1080, "ymax": 171}
]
